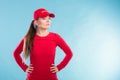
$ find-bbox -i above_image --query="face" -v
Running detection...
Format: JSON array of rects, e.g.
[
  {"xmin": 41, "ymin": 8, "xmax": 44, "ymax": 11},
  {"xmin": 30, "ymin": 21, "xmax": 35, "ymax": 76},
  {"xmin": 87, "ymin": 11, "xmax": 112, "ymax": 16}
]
[{"xmin": 34, "ymin": 16, "xmax": 51, "ymax": 30}]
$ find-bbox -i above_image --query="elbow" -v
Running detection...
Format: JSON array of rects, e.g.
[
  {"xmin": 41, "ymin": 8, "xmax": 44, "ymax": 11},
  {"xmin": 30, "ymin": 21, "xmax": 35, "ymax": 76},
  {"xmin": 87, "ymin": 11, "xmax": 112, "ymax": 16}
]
[
  {"xmin": 67, "ymin": 52, "xmax": 73, "ymax": 59},
  {"xmin": 70, "ymin": 52, "xmax": 73, "ymax": 59},
  {"xmin": 13, "ymin": 50, "xmax": 17, "ymax": 58},
  {"xmin": 13, "ymin": 49, "xmax": 20, "ymax": 58}
]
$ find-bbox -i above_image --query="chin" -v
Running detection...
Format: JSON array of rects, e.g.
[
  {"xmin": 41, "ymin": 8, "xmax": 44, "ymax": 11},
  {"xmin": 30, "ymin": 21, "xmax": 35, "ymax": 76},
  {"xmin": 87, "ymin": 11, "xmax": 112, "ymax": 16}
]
[
  {"xmin": 46, "ymin": 26, "xmax": 50, "ymax": 28},
  {"xmin": 43, "ymin": 27, "xmax": 50, "ymax": 30}
]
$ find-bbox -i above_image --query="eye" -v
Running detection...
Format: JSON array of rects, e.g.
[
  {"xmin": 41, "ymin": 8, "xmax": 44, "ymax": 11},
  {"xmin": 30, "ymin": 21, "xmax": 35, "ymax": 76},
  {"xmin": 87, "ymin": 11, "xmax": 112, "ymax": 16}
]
[
  {"xmin": 49, "ymin": 17, "xmax": 51, "ymax": 20},
  {"xmin": 41, "ymin": 17, "xmax": 51, "ymax": 20},
  {"xmin": 43, "ymin": 18, "xmax": 51, "ymax": 21},
  {"xmin": 42, "ymin": 18, "xmax": 46, "ymax": 20}
]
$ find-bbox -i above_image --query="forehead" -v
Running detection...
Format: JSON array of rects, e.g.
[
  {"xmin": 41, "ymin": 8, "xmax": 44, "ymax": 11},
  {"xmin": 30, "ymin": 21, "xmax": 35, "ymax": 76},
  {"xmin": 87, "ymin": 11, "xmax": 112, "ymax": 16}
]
[
  {"xmin": 38, "ymin": 16, "xmax": 51, "ymax": 19},
  {"xmin": 36, "ymin": 16, "xmax": 50, "ymax": 22}
]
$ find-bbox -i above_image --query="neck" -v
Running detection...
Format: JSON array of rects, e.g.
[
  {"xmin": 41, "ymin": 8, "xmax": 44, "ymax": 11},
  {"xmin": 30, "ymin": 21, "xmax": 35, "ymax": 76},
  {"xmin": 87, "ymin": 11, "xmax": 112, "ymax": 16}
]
[{"xmin": 36, "ymin": 28, "xmax": 49, "ymax": 36}]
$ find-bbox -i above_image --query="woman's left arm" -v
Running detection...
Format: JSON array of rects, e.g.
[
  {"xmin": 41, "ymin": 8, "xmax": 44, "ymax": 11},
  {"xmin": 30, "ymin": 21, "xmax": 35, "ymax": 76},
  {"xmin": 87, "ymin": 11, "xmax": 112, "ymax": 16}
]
[{"xmin": 55, "ymin": 34, "xmax": 73, "ymax": 71}]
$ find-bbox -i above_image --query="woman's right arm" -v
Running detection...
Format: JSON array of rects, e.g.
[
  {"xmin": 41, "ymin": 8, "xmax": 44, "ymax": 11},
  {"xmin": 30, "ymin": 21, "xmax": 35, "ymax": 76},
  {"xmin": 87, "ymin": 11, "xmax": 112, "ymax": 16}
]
[{"xmin": 13, "ymin": 38, "xmax": 28, "ymax": 72}]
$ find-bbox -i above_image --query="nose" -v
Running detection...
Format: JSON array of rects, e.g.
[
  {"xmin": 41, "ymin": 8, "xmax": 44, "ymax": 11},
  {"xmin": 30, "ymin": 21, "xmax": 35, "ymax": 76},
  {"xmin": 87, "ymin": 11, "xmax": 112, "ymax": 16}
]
[{"xmin": 46, "ymin": 18, "xmax": 51, "ymax": 23}]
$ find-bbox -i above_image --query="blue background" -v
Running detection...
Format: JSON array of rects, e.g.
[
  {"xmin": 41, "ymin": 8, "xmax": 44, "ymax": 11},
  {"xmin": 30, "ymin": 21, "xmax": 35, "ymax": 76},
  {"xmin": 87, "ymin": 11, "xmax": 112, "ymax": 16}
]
[{"xmin": 0, "ymin": 0, "xmax": 120, "ymax": 80}]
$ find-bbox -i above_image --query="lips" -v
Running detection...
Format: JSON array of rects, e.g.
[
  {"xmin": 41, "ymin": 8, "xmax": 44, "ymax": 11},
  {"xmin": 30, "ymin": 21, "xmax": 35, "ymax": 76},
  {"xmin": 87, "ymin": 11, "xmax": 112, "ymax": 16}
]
[{"xmin": 46, "ymin": 24, "xmax": 50, "ymax": 25}]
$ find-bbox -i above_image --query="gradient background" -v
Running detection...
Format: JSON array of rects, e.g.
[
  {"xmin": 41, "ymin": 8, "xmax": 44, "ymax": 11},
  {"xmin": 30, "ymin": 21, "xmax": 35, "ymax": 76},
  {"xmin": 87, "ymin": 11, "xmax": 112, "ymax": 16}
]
[{"xmin": 0, "ymin": 0, "xmax": 120, "ymax": 80}]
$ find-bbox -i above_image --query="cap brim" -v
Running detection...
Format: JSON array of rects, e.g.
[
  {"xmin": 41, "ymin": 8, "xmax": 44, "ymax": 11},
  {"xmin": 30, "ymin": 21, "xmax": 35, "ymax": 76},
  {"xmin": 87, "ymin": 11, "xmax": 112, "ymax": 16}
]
[{"xmin": 49, "ymin": 13, "xmax": 55, "ymax": 18}]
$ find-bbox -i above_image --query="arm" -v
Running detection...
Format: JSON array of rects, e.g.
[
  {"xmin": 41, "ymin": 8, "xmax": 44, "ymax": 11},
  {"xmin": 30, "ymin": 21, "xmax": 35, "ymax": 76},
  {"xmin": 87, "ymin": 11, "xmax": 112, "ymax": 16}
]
[
  {"xmin": 13, "ymin": 38, "xmax": 28, "ymax": 72},
  {"xmin": 56, "ymin": 34, "xmax": 73, "ymax": 71}
]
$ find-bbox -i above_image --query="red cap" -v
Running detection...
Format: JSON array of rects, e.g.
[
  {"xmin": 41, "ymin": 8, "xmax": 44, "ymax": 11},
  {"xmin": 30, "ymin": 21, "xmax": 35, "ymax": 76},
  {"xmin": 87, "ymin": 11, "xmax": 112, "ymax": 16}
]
[{"xmin": 33, "ymin": 8, "xmax": 55, "ymax": 20}]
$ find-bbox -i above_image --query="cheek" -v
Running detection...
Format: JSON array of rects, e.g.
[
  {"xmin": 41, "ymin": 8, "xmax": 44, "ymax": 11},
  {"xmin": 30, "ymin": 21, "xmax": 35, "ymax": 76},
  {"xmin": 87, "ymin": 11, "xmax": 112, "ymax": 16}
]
[
  {"xmin": 37, "ymin": 21, "xmax": 41, "ymax": 25},
  {"xmin": 38, "ymin": 20, "xmax": 46, "ymax": 26}
]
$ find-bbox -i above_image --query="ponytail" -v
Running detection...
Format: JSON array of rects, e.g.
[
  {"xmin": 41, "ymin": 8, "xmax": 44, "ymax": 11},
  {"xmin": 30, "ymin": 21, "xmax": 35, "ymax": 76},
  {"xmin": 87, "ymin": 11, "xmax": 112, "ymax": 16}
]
[{"xmin": 23, "ymin": 20, "xmax": 36, "ymax": 60}]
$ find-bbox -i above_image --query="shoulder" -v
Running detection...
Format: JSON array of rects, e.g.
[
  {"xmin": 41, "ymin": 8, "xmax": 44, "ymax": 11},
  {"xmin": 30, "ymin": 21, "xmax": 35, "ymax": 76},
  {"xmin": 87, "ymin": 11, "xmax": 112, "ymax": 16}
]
[
  {"xmin": 50, "ymin": 32, "xmax": 61, "ymax": 38},
  {"xmin": 49, "ymin": 32, "xmax": 63, "ymax": 43},
  {"xmin": 20, "ymin": 35, "xmax": 26, "ymax": 44},
  {"xmin": 49, "ymin": 32, "xmax": 64, "ymax": 43}
]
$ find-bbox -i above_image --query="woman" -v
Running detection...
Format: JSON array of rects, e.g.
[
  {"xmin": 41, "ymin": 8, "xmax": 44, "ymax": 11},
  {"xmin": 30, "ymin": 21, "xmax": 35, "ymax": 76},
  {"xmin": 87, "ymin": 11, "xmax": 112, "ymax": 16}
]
[{"xmin": 13, "ymin": 8, "xmax": 73, "ymax": 80}]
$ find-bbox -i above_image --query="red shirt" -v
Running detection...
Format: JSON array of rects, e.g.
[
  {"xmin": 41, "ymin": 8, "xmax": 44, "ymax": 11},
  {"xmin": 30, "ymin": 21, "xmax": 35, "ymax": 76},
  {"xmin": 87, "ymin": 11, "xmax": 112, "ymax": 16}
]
[{"xmin": 13, "ymin": 32, "xmax": 73, "ymax": 80}]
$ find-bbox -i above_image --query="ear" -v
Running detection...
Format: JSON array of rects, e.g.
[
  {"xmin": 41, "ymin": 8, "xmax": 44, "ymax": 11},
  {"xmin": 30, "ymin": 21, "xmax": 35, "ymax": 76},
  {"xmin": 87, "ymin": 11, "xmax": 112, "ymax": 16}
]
[{"xmin": 34, "ymin": 20, "xmax": 38, "ymax": 26}]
